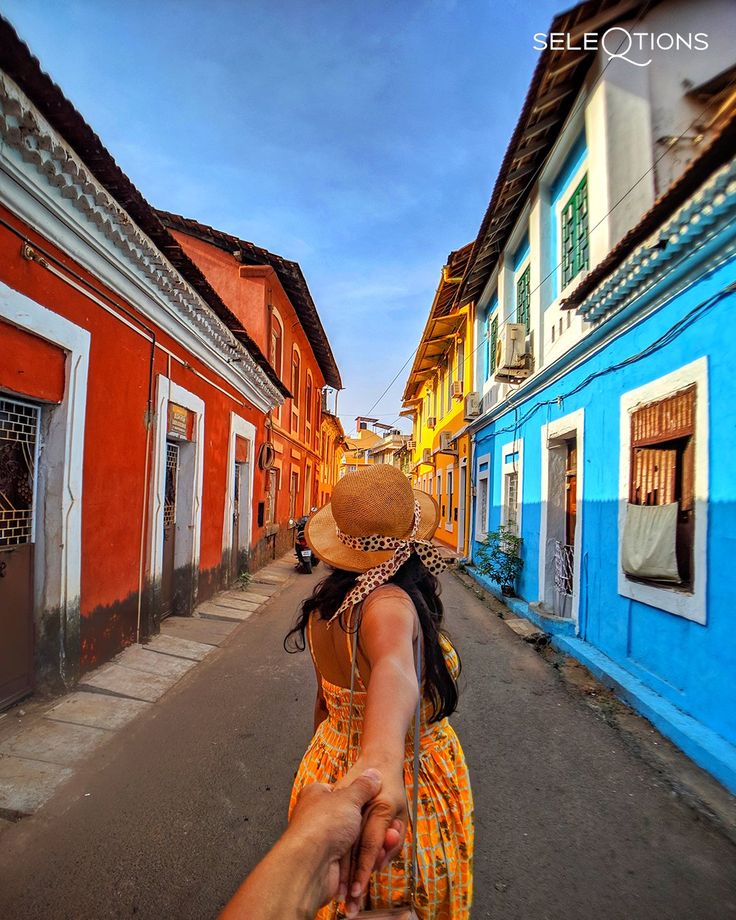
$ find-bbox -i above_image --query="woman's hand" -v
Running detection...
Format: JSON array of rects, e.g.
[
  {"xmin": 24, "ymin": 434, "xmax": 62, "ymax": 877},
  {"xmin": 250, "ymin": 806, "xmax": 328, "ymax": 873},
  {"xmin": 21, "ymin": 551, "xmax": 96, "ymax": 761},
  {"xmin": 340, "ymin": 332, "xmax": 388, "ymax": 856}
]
[{"xmin": 336, "ymin": 757, "xmax": 406, "ymax": 916}]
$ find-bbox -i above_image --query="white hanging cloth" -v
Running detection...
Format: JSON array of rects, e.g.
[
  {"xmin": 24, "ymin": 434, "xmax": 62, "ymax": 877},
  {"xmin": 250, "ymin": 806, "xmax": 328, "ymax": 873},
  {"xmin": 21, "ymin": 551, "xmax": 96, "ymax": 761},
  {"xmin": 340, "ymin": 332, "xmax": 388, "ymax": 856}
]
[{"xmin": 622, "ymin": 502, "xmax": 681, "ymax": 583}]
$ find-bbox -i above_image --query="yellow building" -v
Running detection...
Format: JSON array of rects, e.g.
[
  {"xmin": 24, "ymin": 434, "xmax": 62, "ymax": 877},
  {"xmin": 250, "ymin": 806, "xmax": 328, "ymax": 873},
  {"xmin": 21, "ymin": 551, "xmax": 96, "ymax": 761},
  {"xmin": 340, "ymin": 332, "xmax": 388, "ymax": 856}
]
[
  {"xmin": 319, "ymin": 409, "xmax": 346, "ymax": 506},
  {"xmin": 402, "ymin": 243, "xmax": 475, "ymax": 555}
]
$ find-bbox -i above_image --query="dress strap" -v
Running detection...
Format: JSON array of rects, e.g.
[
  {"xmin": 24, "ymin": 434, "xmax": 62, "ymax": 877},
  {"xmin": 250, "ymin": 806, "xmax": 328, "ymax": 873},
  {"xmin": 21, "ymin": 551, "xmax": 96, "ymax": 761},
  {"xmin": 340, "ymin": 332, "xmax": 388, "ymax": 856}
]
[
  {"xmin": 306, "ymin": 615, "xmax": 318, "ymax": 668},
  {"xmin": 344, "ymin": 603, "xmax": 365, "ymax": 688}
]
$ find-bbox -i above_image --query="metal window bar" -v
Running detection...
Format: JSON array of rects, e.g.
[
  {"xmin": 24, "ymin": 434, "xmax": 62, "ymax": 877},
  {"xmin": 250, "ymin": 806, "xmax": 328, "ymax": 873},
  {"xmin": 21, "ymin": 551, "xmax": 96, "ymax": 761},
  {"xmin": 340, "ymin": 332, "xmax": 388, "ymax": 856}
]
[
  {"xmin": 553, "ymin": 540, "xmax": 574, "ymax": 618},
  {"xmin": 164, "ymin": 443, "xmax": 179, "ymax": 529},
  {"xmin": 0, "ymin": 398, "xmax": 40, "ymax": 548}
]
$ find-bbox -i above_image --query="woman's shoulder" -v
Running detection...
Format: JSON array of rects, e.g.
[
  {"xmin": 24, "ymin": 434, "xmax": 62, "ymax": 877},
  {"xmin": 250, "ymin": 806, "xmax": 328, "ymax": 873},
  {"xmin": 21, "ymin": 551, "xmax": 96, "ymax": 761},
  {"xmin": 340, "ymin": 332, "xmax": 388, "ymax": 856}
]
[{"xmin": 362, "ymin": 583, "xmax": 416, "ymax": 610}]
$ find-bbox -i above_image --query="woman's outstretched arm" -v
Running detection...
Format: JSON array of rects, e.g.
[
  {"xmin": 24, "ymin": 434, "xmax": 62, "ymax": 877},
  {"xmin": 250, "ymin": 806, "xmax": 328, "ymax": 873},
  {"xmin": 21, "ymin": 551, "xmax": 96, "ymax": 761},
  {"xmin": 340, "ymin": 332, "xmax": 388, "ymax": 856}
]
[{"xmin": 338, "ymin": 588, "xmax": 419, "ymax": 914}]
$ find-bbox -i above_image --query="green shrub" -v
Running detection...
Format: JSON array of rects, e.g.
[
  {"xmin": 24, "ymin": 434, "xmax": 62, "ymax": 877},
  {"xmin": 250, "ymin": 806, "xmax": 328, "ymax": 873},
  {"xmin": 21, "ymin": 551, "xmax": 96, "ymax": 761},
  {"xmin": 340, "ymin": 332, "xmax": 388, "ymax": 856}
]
[{"xmin": 475, "ymin": 524, "xmax": 523, "ymax": 593}]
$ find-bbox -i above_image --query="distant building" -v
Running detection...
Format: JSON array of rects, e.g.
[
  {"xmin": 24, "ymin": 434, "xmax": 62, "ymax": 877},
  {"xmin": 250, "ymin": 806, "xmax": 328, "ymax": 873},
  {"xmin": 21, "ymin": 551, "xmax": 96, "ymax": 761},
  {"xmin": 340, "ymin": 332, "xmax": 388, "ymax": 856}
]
[
  {"xmin": 158, "ymin": 213, "xmax": 342, "ymax": 563},
  {"xmin": 402, "ymin": 243, "xmax": 474, "ymax": 555},
  {"xmin": 319, "ymin": 405, "xmax": 346, "ymax": 506},
  {"xmin": 340, "ymin": 418, "xmax": 383, "ymax": 476}
]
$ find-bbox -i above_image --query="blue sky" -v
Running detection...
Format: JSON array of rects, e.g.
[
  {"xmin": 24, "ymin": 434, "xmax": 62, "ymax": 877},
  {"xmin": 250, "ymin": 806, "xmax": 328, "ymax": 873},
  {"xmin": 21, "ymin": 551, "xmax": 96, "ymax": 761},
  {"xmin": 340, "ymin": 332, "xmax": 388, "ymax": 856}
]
[{"xmin": 2, "ymin": 0, "xmax": 561, "ymax": 433}]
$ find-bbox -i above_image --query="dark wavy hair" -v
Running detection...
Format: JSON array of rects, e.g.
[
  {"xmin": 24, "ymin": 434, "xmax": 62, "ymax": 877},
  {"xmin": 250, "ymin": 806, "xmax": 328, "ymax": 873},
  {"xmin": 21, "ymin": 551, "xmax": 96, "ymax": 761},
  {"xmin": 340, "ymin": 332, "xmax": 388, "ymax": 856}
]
[{"xmin": 284, "ymin": 553, "xmax": 459, "ymax": 722}]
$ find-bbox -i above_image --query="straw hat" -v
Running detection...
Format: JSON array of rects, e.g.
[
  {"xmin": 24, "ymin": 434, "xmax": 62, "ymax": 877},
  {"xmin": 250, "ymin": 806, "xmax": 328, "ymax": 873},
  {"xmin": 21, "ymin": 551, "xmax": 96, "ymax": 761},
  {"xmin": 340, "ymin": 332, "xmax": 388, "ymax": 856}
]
[{"xmin": 305, "ymin": 465, "xmax": 440, "ymax": 573}]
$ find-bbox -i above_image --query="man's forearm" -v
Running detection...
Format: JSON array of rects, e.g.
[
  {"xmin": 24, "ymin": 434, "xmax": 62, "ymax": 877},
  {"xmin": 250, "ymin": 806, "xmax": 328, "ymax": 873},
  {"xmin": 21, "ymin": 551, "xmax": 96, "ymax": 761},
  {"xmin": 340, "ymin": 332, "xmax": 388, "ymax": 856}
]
[{"xmin": 219, "ymin": 836, "xmax": 323, "ymax": 920}]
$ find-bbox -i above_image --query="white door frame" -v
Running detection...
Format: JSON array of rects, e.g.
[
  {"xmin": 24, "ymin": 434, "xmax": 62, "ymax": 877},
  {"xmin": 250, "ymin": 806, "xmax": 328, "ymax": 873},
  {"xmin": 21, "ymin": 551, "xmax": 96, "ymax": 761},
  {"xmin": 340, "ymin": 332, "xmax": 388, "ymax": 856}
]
[
  {"xmin": 150, "ymin": 375, "xmax": 204, "ymax": 585},
  {"xmin": 223, "ymin": 413, "xmax": 256, "ymax": 559}
]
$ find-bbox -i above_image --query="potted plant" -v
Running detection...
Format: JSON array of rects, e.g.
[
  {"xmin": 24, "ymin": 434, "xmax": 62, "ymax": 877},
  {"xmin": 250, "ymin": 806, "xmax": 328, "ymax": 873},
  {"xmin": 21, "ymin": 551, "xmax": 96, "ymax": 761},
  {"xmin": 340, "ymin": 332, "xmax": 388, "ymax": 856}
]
[{"xmin": 475, "ymin": 524, "xmax": 524, "ymax": 596}]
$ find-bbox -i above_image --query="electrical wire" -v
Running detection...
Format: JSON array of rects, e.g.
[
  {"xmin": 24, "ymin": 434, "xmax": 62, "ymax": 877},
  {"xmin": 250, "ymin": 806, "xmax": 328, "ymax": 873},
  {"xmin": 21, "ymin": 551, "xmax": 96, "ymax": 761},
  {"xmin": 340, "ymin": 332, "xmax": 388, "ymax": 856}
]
[{"xmin": 482, "ymin": 263, "xmax": 736, "ymax": 445}]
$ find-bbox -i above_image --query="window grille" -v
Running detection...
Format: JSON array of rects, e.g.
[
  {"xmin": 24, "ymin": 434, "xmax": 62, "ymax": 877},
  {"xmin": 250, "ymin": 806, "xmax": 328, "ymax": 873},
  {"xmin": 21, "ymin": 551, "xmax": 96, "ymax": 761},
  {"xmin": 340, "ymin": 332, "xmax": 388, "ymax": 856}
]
[
  {"xmin": 516, "ymin": 266, "xmax": 531, "ymax": 332},
  {"xmin": 561, "ymin": 174, "xmax": 589, "ymax": 288},
  {"xmin": 164, "ymin": 443, "xmax": 179, "ymax": 529},
  {"xmin": 0, "ymin": 398, "xmax": 39, "ymax": 547},
  {"xmin": 504, "ymin": 470, "xmax": 519, "ymax": 534}
]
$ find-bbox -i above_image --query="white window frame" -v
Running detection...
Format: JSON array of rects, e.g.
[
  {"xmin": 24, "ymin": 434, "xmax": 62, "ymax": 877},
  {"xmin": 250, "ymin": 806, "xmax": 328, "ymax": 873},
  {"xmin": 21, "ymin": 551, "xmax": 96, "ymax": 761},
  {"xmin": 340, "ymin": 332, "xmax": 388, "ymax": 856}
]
[
  {"xmin": 475, "ymin": 453, "xmax": 491, "ymax": 539},
  {"xmin": 151, "ymin": 375, "xmax": 205, "ymax": 586},
  {"xmin": 0, "ymin": 281, "xmax": 90, "ymax": 665},
  {"xmin": 539, "ymin": 409, "xmax": 584, "ymax": 622},
  {"xmin": 554, "ymin": 161, "xmax": 589, "ymax": 302},
  {"xmin": 500, "ymin": 438, "xmax": 524, "ymax": 535},
  {"xmin": 618, "ymin": 358, "xmax": 708, "ymax": 624},
  {"xmin": 223, "ymin": 413, "xmax": 256, "ymax": 557}
]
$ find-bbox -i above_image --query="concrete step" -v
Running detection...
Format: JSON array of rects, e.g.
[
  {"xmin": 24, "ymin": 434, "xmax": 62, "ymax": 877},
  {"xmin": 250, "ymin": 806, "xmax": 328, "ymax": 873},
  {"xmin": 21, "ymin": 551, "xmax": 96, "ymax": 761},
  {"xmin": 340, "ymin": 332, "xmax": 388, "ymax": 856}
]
[
  {"xmin": 46, "ymin": 692, "xmax": 151, "ymax": 732},
  {"xmin": 160, "ymin": 616, "xmax": 237, "ymax": 647},
  {"xmin": 142, "ymin": 635, "xmax": 215, "ymax": 661},
  {"xmin": 79, "ymin": 664, "xmax": 178, "ymax": 703}
]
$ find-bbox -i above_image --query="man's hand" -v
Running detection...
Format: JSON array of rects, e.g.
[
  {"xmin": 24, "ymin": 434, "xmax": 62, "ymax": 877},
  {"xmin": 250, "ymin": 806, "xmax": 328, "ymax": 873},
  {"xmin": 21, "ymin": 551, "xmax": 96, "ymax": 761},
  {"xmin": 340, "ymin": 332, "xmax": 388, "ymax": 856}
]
[
  {"xmin": 219, "ymin": 770, "xmax": 400, "ymax": 920},
  {"xmin": 287, "ymin": 768, "xmax": 396, "ymax": 909}
]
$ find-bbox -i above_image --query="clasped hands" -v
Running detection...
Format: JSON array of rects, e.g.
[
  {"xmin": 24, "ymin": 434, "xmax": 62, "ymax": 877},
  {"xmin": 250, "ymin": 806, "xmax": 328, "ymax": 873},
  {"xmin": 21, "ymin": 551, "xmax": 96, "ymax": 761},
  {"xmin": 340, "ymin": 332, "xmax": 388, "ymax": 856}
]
[{"xmin": 219, "ymin": 766, "xmax": 406, "ymax": 920}]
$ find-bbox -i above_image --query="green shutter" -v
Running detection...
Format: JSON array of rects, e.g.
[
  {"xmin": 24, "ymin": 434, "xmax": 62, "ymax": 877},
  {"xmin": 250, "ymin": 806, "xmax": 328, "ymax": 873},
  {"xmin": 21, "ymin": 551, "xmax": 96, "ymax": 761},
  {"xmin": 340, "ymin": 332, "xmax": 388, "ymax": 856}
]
[
  {"xmin": 561, "ymin": 174, "xmax": 589, "ymax": 288},
  {"xmin": 489, "ymin": 315, "xmax": 498, "ymax": 374},
  {"xmin": 516, "ymin": 266, "xmax": 530, "ymax": 332}
]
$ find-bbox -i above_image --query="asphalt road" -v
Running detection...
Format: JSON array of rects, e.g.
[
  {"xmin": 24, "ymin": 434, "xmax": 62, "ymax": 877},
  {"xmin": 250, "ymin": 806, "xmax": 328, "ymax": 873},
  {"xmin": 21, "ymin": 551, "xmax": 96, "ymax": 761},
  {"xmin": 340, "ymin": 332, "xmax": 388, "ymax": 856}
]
[{"xmin": 1, "ymin": 569, "xmax": 735, "ymax": 919}]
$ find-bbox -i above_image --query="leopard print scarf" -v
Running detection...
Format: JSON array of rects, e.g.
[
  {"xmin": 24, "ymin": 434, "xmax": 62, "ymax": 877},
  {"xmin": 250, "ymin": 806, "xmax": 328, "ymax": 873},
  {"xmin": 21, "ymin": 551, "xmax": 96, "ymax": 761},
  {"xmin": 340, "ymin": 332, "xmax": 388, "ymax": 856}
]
[{"xmin": 328, "ymin": 501, "xmax": 447, "ymax": 623}]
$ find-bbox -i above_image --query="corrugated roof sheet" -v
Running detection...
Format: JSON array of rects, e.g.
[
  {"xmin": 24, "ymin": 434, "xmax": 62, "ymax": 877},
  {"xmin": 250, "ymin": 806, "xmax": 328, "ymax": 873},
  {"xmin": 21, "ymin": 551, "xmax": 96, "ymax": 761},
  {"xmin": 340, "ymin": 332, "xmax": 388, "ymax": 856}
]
[{"xmin": 402, "ymin": 242, "xmax": 474, "ymax": 402}]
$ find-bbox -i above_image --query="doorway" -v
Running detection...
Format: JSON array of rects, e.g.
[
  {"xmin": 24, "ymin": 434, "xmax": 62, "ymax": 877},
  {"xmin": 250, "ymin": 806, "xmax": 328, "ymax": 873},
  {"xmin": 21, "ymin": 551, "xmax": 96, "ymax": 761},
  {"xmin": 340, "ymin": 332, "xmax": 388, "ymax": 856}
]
[
  {"xmin": 540, "ymin": 409, "xmax": 583, "ymax": 622},
  {"xmin": 457, "ymin": 460, "xmax": 467, "ymax": 555},
  {"xmin": 0, "ymin": 397, "xmax": 40, "ymax": 709},
  {"xmin": 160, "ymin": 441, "xmax": 179, "ymax": 619}
]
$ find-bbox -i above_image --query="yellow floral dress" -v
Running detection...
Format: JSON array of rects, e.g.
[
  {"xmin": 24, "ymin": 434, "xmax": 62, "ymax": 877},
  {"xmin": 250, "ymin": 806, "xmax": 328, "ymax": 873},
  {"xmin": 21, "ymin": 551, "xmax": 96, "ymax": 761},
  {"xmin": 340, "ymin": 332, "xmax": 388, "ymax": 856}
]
[{"xmin": 289, "ymin": 613, "xmax": 474, "ymax": 919}]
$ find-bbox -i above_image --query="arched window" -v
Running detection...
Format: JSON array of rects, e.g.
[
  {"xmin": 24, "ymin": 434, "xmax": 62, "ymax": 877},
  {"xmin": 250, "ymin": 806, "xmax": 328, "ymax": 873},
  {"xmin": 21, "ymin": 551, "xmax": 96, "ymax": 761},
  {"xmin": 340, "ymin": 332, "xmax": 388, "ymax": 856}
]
[
  {"xmin": 305, "ymin": 373, "xmax": 313, "ymax": 424},
  {"xmin": 270, "ymin": 315, "xmax": 283, "ymax": 377},
  {"xmin": 291, "ymin": 348, "xmax": 301, "ymax": 406}
]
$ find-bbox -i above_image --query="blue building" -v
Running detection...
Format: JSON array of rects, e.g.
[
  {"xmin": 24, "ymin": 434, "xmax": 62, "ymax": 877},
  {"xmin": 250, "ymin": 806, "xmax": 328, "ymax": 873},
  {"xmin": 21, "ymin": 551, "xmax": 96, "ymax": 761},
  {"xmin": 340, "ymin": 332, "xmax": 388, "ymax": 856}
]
[{"xmin": 456, "ymin": 0, "xmax": 736, "ymax": 792}]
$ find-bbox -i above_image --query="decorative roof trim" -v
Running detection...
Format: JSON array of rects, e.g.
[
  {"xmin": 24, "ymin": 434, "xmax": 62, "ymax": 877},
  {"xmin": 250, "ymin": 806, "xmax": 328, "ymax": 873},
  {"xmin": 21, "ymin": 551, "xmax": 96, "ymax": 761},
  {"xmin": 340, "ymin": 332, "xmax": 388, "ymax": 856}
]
[
  {"xmin": 573, "ymin": 157, "xmax": 736, "ymax": 321},
  {"xmin": 0, "ymin": 70, "xmax": 284, "ymax": 409}
]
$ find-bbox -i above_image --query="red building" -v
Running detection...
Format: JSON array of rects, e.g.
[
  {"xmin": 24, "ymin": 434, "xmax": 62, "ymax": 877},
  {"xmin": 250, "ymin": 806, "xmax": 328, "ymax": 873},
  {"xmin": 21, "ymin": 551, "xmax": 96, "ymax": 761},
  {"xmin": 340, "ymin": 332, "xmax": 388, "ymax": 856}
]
[
  {"xmin": 0, "ymin": 22, "xmax": 290, "ymax": 708},
  {"xmin": 158, "ymin": 214, "xmax": 343, "ymax": 560}
]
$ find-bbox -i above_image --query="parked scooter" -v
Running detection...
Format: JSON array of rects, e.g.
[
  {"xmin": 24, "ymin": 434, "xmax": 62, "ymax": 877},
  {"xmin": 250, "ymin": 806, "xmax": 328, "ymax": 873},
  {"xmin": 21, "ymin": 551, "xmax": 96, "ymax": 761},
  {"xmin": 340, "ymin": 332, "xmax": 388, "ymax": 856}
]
[{"xmin": 291, "ymin": 510, "xmax": 319, "ymax": 574}]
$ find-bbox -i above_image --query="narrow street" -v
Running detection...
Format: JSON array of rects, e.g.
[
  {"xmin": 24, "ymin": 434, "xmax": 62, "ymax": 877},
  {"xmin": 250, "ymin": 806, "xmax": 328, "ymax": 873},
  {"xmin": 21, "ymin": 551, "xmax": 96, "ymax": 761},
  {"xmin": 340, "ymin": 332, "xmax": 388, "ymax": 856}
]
[{"xmin": 0, "ymin": 571, "xmax": 734, "ymax": 920}]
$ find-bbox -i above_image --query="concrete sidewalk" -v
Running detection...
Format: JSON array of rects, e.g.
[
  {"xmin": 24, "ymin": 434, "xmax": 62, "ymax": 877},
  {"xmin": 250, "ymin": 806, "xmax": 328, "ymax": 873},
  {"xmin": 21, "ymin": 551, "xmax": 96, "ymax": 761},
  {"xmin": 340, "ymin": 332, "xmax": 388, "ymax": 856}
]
[{"xmin": 0, "ymin": 555, "xmax": 296, "ymax": 825}]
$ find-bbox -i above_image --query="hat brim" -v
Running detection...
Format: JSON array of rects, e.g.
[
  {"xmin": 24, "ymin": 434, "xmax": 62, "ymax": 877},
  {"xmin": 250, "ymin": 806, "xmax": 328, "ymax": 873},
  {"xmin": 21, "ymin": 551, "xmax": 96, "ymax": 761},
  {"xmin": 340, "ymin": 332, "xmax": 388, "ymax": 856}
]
[{"xmin": 305, "ymin": 489, "xmax": 441, "ymax": 573}]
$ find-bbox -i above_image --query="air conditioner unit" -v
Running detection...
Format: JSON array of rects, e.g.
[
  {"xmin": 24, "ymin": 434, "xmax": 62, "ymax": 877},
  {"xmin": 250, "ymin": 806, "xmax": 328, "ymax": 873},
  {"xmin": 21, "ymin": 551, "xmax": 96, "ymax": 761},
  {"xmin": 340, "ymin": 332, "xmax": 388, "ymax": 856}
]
[
  {"xmin": 422, "ymin": 448, "xmax": 432, "ymax": 463},
  {"xmin": 426, "ymin": 416, "xmax": 437, "ymax": 429},
  {"xmin": 494, "ymin": 323, "xmax": 532, "ymax": 380},
  {"xmin": 451, "ymin": 380, "xmax": 463, "ymax": 399},
  {"xmin": 464, "ymin": 392, "xmax": 480, "ymax": 420},
  {"xmin": 439, "ymin": 431, "xmax": 453, "ymax": 451}
]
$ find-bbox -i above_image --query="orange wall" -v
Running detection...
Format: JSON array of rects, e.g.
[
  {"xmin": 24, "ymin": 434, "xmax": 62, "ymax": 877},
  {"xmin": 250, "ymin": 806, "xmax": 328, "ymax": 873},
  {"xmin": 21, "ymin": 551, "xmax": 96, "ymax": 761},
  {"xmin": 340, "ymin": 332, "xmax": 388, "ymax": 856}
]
[
  {"xmin": 1, "ymin": 319, "xmax": 66, "ymax": 403},
  {"xmin": 171, "ymin": 229, "xmax": 328, "ymax": 526},
  {"xmin": 0, "ymin": 206, "xmax": 267, "ymax": 671}
]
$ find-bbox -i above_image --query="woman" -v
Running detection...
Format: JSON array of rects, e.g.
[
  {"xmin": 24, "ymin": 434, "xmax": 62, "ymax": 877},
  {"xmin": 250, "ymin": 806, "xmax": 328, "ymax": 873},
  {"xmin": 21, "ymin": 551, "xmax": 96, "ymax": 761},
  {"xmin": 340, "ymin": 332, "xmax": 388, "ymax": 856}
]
[{"xmin": 285, "ymin": 465, "xmax": 473, "ymax": 919}]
